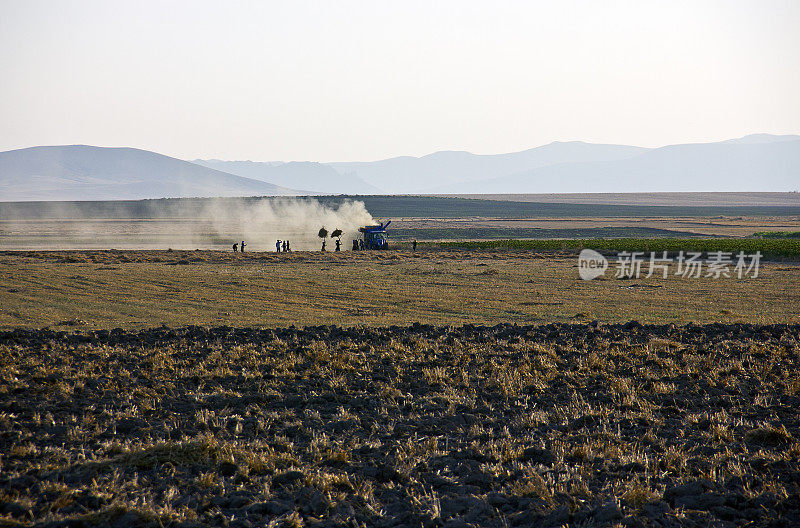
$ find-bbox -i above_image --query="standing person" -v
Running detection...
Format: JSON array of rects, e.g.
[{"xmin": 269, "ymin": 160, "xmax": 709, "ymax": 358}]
[
  {"xmin": 282, "ymin": 240, "xmax": 287, "ymax": 252},
  {"xmin": 413, "ymin": 240, "xmax": 417, "ymax": 252},
  {"xmin": 232, "ymin": 242, "xmax": 238, "ymax": 252},
  {"xmin": 286, "ymin": 240, "xmax": 290, "ymax": 252},
  {"xmin": 335, "ymin": 239, "xmax": 341, "ymax": 251},
  {"xmin": 321, "ymin": 240, "xmax": 326, "ymax": 251},
  {"xmin": 241, "ymin": 241, "xmax": 246, "ymax": 252},
  {"xmin": 276, "ymin": 240, "xmax": 281, "ymax": 253},
  {"xmin": 352, "ymin": 239, "xmax": 359, "ymax": 251}
]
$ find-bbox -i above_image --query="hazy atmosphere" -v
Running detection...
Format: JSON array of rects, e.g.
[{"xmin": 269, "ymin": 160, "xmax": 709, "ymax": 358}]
[
  {"xmin": 1, "ymin": 0, "xmax": 799, "ymax": 162},
  {"xmin": 3, "ymin": 3, "xmax": 800, "ymax": 528}
]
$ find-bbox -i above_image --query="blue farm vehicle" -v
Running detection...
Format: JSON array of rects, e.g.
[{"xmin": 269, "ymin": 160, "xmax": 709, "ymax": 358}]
[{"xmin": 358, "ymin": 221, "xmax": 391, "ymax": 250}]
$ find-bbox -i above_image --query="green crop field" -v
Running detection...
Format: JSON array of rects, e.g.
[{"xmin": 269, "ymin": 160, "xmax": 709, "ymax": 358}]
[
  {"xmin": 754, "ymin": 231, "xmax": 800, "ymax": 238},
  {"xmin": 438, "ymin": 237, "xmax": 800, "ymax": 258}
]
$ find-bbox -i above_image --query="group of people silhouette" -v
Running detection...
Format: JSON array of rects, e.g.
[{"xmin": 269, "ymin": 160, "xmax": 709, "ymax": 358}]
[
  {"xmin": 231, "ymin": 237, "xmax": 398, "ymax": 252},
  {"xmin": 321, "ymin": 239, "xmax": 343, "ymax": 251},
  {"xmin": 231, "ymin": 240, "xmax": 294, "ymax": 252}
]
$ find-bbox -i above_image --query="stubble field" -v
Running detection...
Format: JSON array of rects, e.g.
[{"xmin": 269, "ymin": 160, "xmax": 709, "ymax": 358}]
[
  {"xmin": 1, "ymin": 248, "xmax": 798, "ymax": 527},
  {"xmin": 1, "ymin": 249, "xmax": 798, "ymax": 330},
  {"xmin": 1, "ymin": 322, "xmax": 799, "ymax": 527}
]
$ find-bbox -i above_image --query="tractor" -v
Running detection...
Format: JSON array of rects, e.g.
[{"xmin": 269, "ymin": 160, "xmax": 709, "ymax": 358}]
[{"xmin": 358, "ymin": 221, "xmax": 391, "ymax": 250}]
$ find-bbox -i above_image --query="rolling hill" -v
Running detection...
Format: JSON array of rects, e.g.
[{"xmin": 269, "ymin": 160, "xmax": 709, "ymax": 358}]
[
  {"xmin": 428, "ymin": 138, "xmax": 800, "ymax": 194},
  {"xmin": 193, "ymin": 159, "xmax": 381, "ymax": 195},
  {"xmin": 0, "ymin": 145, "xmax": 297, "ymax": 201},
  {"xmin": 328, "ymin": 141, "xmax": 647, "ymax": 193}
]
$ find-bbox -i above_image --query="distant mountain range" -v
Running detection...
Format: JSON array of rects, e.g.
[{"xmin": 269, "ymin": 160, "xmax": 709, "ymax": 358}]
[
  {"xmin": 328, "ymin": 142, "xmax": 649, "ymax": 193},
  {"xmin": 1, "ymin": 134, "xmax": 798, "ymax": 201},
  {"xmin": 0, "ymin": 145, "xmax": 297, "ymax": 201},
  {"xmin": 427, "ymin": 137, "xmax": 800, "ymax": 194},
  {"xmin": 195, "ymin": 134, "xmax": 800, "ymax": 195},
  {"xmin": 192, "ymin": 159, "xmax": 381, "ymax": 195}
]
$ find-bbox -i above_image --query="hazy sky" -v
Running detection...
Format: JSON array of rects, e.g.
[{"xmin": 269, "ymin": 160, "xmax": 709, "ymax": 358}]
[{"xmin": 1, "ymin": 0, "xmax": 798, "ymax": 161}]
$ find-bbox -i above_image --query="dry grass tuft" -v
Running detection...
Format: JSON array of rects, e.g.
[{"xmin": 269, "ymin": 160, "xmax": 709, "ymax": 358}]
[{"xmin": 746, "ymin": 424, "xmax": 793, "ymax": 446}]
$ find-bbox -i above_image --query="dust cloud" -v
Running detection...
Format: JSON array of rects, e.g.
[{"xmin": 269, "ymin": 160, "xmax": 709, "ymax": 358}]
[
  {"xmin": 0, "ymin": 198, "xmax": 376, "ymax": 251},
  {"xmin": 199, "ymin": 198, "xmax": 375, "ymax": 251}
]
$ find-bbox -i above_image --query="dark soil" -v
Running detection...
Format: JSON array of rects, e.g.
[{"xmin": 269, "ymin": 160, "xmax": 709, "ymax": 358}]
[{"xmin": 1, "ymin": 323, "xmax": 799, "ymax": 527}]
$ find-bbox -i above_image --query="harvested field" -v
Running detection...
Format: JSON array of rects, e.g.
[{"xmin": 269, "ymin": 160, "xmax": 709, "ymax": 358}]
[
  {"xmin": 1, "ymin": 323, "xmax": 799, "ymax": 527},
  {"xmin": 1, "ymin": 250, "xmax": 798, "ymax": 329}
]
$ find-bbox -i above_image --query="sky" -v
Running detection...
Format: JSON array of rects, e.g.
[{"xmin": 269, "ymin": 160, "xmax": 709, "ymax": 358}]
[{"xmin": 0, "ymin": 0, "xmax": 798, "ymax": 162}]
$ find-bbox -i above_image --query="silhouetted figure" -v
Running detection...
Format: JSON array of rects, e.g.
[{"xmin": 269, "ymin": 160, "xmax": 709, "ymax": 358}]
[
  {"xmin": 335, "ymin": 239, "xmax": 341, "ymax": 251},
  {"xmin": 413, "ymin": 240, "xmax": 417, "ymax": 251},
  {"xmin": 276, "ymin": 240, "xmax": 281, "ymax": 253},
  {"xmin": 359, "ymin": 239, "xmax": 365, "ymax": 250},
  {"xmin": 233, "ymin": 243, "xmax": 238, "ymax": 252},
  {"xmin": 241, "ymin": 241, "xmax": 246, "ymax": 252},
  {"xmin": 321, "ymin": 240, "xmax": 326, "ymax": 251},
  {"xmin": 352, "ymin": 239, "xmax": 359, "ymax": 251},
  {"xmin": 286, "ymin": 240, "xmax": 290, "ymax": 252},
  {"xmin": 282, "ymin": 240, "xmax": 287, "ymax": 252}
]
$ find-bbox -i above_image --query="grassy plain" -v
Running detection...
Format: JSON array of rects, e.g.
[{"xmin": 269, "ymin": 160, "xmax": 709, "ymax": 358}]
[{"xmin": 0, "ymin": 249, "xmax": 798, "ymax": 330}]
